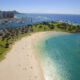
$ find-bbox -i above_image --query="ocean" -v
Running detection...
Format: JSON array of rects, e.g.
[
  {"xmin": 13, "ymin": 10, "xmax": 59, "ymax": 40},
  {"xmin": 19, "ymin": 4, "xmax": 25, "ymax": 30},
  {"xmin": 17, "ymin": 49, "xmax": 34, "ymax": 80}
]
[
  {"xmin": 0, "ymin": 13, "xmax": 80, "ymax": 80},
  {"xmin": 0, "ymin": 13, "xmax": 80, "ymax": 28},
  {"xmin": 35, "ymin": 32, "xmax": 80, "ymax": 80}
]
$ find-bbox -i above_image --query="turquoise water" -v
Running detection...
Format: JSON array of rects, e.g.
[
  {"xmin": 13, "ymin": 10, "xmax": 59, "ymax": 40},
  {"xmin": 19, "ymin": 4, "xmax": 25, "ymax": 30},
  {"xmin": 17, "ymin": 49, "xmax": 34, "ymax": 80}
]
[{"xmin": 36, "ymin": 32, "xmax": 80, "ymax": 80}]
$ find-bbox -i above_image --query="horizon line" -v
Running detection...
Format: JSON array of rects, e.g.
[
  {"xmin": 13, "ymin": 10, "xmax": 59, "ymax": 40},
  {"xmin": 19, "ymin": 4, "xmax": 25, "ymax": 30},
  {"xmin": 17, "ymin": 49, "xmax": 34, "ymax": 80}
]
[
  {"xmin": 0, "ymin": 9, "xmax": 80, "ymax": 15},
  {"xmin": 21, "ymin": 12, "xmax": 80, "ymax": 15}
]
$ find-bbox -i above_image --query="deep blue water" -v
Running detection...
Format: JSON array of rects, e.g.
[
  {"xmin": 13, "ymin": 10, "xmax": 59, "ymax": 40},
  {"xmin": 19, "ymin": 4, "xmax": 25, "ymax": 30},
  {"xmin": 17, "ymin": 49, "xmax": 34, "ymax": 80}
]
[
  {"xmin": 0, "ymin": 13, "xmax": 80, "ymax": 28},
  {"xmin": 36, "ymin": 33, "xmax": 80, "ymax": 80}
]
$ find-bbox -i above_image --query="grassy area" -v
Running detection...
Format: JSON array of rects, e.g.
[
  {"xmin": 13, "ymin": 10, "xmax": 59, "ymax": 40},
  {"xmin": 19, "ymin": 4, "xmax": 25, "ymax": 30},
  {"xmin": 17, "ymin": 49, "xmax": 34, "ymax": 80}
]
[
  {"xmin": 0, "ymin": 21, "xmax": 80, "ymax": 60},
  {"xmin": 0, "ymin": 38, "xmax": 11, "ymax": 60}
]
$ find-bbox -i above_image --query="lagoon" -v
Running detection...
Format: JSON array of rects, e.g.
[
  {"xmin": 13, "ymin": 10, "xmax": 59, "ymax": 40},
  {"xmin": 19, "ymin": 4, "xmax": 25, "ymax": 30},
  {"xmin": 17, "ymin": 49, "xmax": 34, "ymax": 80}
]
[{"xmin": 36, "ymin": 32, "xmax": 80, "ymax": 80}]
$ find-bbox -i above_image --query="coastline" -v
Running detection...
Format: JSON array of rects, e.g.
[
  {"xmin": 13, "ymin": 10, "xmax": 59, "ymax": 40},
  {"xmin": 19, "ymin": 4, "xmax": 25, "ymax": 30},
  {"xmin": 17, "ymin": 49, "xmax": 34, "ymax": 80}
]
[
  {"xmin": 35, "ymin": 31, "xmax": 67, "ymax": 80},
  {"xmin": 0, "ymin": 32, "xmax": 47, "ymax": 80},
  {"xmin": 0, "ymin": 31, "xmax": 67, "ymax": 80}
]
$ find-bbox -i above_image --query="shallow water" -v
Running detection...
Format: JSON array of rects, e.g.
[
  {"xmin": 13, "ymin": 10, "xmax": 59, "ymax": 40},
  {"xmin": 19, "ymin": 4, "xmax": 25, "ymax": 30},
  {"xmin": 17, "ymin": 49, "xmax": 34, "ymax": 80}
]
[{"xmin": 36, "ymin": 32, "xmax": 80, "ymax": 80}]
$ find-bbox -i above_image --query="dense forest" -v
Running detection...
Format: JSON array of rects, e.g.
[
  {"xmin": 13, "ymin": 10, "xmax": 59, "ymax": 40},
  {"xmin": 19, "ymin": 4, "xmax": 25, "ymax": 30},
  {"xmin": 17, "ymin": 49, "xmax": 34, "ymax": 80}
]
[{"xmin": 0, "ymin": 21, "xmax": 80, "ymax": 60}]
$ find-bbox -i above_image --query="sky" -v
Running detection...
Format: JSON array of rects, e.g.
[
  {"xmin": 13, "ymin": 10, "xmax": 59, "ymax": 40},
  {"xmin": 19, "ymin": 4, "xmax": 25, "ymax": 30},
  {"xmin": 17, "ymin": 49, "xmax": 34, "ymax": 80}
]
[{"xmin": 0, "ymin": 0, "xmax": 80, "ymax": 14}]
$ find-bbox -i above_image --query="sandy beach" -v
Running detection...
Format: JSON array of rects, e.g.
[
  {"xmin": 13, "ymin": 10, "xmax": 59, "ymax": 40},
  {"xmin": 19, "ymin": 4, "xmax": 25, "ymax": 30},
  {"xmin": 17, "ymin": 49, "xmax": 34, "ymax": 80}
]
[
  {"xmin": 0, "ymin": 31, "xmax": 61, "ymax": 80},
  {"xmin": 0, "ymin": 32, "xmax": 48, "ymax": 80}
]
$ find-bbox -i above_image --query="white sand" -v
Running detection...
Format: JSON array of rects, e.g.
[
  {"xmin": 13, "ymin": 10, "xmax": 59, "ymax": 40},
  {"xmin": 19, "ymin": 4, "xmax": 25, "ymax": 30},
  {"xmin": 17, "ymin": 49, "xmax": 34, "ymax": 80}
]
[
  {"xmin": 0, "ymin": 32, "xmax": 48, "ymax": 80},
  {"xmin": 0, "ymin": 31, "xmax": 62, "ymax": 80}
]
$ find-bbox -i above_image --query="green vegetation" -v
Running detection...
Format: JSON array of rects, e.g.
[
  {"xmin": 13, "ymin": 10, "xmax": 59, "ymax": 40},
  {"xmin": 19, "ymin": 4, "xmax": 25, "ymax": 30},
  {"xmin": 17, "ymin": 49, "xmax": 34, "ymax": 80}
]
[{"xmin": 0, "ymin": 21, "xmax": 80, "ymax": 60}]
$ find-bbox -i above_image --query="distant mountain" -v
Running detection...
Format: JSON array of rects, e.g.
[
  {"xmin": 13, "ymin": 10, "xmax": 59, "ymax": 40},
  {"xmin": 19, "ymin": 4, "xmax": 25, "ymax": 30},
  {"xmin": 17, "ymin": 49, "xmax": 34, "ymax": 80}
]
[{"xmin": 12, "ymin": 10, "xmax": 20, "ymax": 14}]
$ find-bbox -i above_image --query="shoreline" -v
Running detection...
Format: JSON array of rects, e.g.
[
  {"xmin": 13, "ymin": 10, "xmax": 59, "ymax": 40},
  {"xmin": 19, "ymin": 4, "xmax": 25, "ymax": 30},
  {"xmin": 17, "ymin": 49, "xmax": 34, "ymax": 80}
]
[
  {"xmin": 0, "ymin": 32, "xmax": 47, "ymax": 80},
  {"xmin": 0, "ymin": 21, "xmax": 80, "ymax": 60},
  {"xmin": 35, "ymin": 31, "xmax": 68, "ymax": 80},
  {"xmin": 0, "ymin": 31, "xmax": 68, "ymax": 80}
]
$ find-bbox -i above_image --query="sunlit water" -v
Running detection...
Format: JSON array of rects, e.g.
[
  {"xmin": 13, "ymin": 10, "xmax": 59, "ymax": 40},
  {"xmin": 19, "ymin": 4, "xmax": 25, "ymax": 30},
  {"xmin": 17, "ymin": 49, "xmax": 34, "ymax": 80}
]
[
  {"xmin": 0, "ymin": 14, "xmax": 80, "ymax": 28},
  {"xmin": 35, "ymin": 33, "xmax": 80, "ymax": 80}
]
